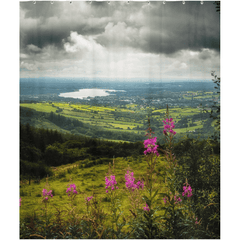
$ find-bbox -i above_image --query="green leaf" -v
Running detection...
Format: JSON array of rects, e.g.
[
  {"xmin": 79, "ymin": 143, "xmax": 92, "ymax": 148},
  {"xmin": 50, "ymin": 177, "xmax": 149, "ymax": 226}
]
[
  {"xmin": 160, "ymin": 206, "xmax": 168, "ymax": 210},
  {"xmin": 159, "ymin": 193, "xmax": 170, "ymax": 199},
  {"xmin": 142, "ymin": 195, "xmax": 149, "ymax": 202},
  {"xmin": 152, "ymin": 189, "xmax": 159, "ymax": 200}
]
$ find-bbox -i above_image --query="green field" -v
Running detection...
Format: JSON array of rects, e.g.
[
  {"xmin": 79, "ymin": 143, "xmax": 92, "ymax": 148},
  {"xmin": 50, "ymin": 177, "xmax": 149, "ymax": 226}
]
[
  {"xmin": 182, "ymin": 91, "xmax": 218, "ymax": 100},
  {"xmin": 20, "ymin": 156, "xmax": 167, "ymax": 222},
  {"xmin": 20, "ymin": 101, "xmax": 212, "ymax": 142}
]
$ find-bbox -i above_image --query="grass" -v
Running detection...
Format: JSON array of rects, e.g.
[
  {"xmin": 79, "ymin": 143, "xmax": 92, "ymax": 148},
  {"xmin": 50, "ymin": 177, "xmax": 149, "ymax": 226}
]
[
  {"xmin": 174, "ymin": 124, "xmax": 204, "ymax": 133},
  {"xmin": 20, "ymin": 156, "xmax": 167, "ymax": 222},
  {"xmin": 21, "ymin": 103, "xmax": 56, "ymax": 113}
]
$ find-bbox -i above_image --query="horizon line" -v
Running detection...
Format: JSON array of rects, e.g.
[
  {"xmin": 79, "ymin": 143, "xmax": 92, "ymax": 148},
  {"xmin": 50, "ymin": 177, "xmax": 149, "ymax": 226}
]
[{"xmin": 20, "ymin": 77, "xmax": 213, "ymax": 82}]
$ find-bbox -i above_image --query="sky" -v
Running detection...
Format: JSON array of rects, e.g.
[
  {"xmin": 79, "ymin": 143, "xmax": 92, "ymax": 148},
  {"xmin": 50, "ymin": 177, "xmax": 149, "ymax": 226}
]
[{"xmin": 20, "ymin": 1, "xmax": 220, "ymax": 80}]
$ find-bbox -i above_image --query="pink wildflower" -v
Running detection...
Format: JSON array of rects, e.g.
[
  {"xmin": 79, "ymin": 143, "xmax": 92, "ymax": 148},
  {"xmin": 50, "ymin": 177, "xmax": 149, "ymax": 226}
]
[
  {"xmin": 163, "ymin": 118, "xmax": 177, "ymax": 136},
  {"xmin": 174, "ymin": 195, "xmax": 182, "ymax": 204},
  {"xmin": 163, "ymin": 196, "xmax": 168, "ymax": 204},
  {"xmin": 86, "ymin": 196, "xmax": 93, "ymax": 202},
  {"xmin": 42, "ymin": 189, "xmax": 53, "ymax": 199},
  {"xmin": 143, "ymin": 137, "xmax": 159, "ymax": 156},
  {"xmin": 125, "ymin": 171, "xmax": 144, "ymax": 191},
  {"xmin": 42, "ymin": 189, "xmax": 47, "ymax": 196},
  {"xmin": 182, "ymin": 183, "xmax": 193, "ymax": 197},
  {"xmin": 143, "ymin": 203, "xmax": 150, "ymax": 211},
  {"xmin": 66, "ymin": 183, "xmax": 78, "ymax": 196},
  {"xmin": 105, "ymin": 175, "xmax": 118, "ymax": 193},
  {"xmin": 164, "ymin": 124, "xmax": 170, "ymax": 129}
]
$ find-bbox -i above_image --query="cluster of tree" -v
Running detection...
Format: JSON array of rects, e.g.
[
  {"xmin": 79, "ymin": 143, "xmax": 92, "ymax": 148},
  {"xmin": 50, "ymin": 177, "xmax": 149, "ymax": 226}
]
[
  {"xmin": 47, "ymin": 111, "xmax": 84, "ymax": 129},
  {"xmin": 20, "ymin": 123, "xmax": 147, "ymax": 181},
  {"xmin": 20, "ymin": 123, "xmax": 64, "ymax": 152},
  {"xmin": 20, "ymin": 107, "xmax": 45, "ymax": 124},
  {"xmin": 20, "ymin": 123, "xmax": 65, "ymax": 182},
  {"xmin": 206, "ymin": 72, "xmax": 220, "ymax": 141}
]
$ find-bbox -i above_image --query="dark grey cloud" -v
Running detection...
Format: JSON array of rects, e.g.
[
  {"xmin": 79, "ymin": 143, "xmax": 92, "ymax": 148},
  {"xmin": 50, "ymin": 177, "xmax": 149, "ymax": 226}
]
[
  {"xmin": 97, "ymin": 1, "xmax": 220, "ymax": 55},
  {"xmin": 20, "ymin": 23, "xmax": 104, "ymax": 51},
  {"xmin": 20, "ymin": 1, "xmax": 110, "ymax": 53},
  {"xmin": 20, "ymin": 1, "xmax": 220, "ymax": 56},
  {"xmin": 20, "ymin": 1, "xmax": 62, "ymax": 19}
]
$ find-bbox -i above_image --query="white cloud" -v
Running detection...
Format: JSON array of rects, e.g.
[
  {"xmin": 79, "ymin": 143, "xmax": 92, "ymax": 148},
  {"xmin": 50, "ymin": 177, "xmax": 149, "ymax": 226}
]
[
  {"xmin": 20, "ymin": 53, "xmax": 29, "ymax": 59},
  {"xmin": 20, "ymin": 30, "xmax": 219, "ymax": 80},
  {"xmin": 180, "ymin": 63, "xmax": 188, "ymax": 69},
  {"xmin": 20, "ymin": 61, "xmax": 38, "ymax": 71},
  {"xmin": 198, "ymin": 48, "xmax": 216, "ymax": 60},
  {"xmin": 63, "ymin": 31, "xmax": 104, "ymax": 54},
  {"xmin": 27, "ymin": 44, "xmax": 42, "ymax": 53},
  {"xmin": 98, "ymin": 22, "xmax": 139, "ymax": 48}
]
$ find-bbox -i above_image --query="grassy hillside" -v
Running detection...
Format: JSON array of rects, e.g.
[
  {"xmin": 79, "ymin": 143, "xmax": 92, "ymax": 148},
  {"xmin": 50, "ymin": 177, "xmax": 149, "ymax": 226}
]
[
  {"xmin": 19, "ymin": 137, "xmax": 220, "ymax": 239},
  {"xmin": 20, "ymin": 155, "xmax": 166, "ymax": 221},
  {"xmin": 19, "ymin": 112, "xmax": 220, "ymax": 239}
]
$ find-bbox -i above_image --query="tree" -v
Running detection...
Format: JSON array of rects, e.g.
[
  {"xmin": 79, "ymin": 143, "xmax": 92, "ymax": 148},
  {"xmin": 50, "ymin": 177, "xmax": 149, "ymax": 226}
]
[
  {"xmin": 44, "ymin": 144, "xmax": 64, "ymax": 166},
  {"xmin": 208, "ymin": 72, "xmax": 220, "ymax": 141},
  {"xmin": 20, "ymin": 141, "xmax": 42, "ymax": 163},
  {"xmin": 20, "ymin": 160, "xmax": 52, "ymax": 184}
]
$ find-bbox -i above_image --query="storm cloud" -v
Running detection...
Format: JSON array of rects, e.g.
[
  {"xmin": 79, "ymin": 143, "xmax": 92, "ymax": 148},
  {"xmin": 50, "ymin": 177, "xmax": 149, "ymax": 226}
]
[{"xmin": 20, "ymin": 1, "xmax": 220, "ymax": 80}]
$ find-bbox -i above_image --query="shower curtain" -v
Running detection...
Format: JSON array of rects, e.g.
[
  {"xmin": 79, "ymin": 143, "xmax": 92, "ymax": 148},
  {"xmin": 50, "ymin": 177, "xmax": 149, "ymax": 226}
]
[{"xmin": 19, "ymin": 1, "xmax": 220, "ymax": 239}]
